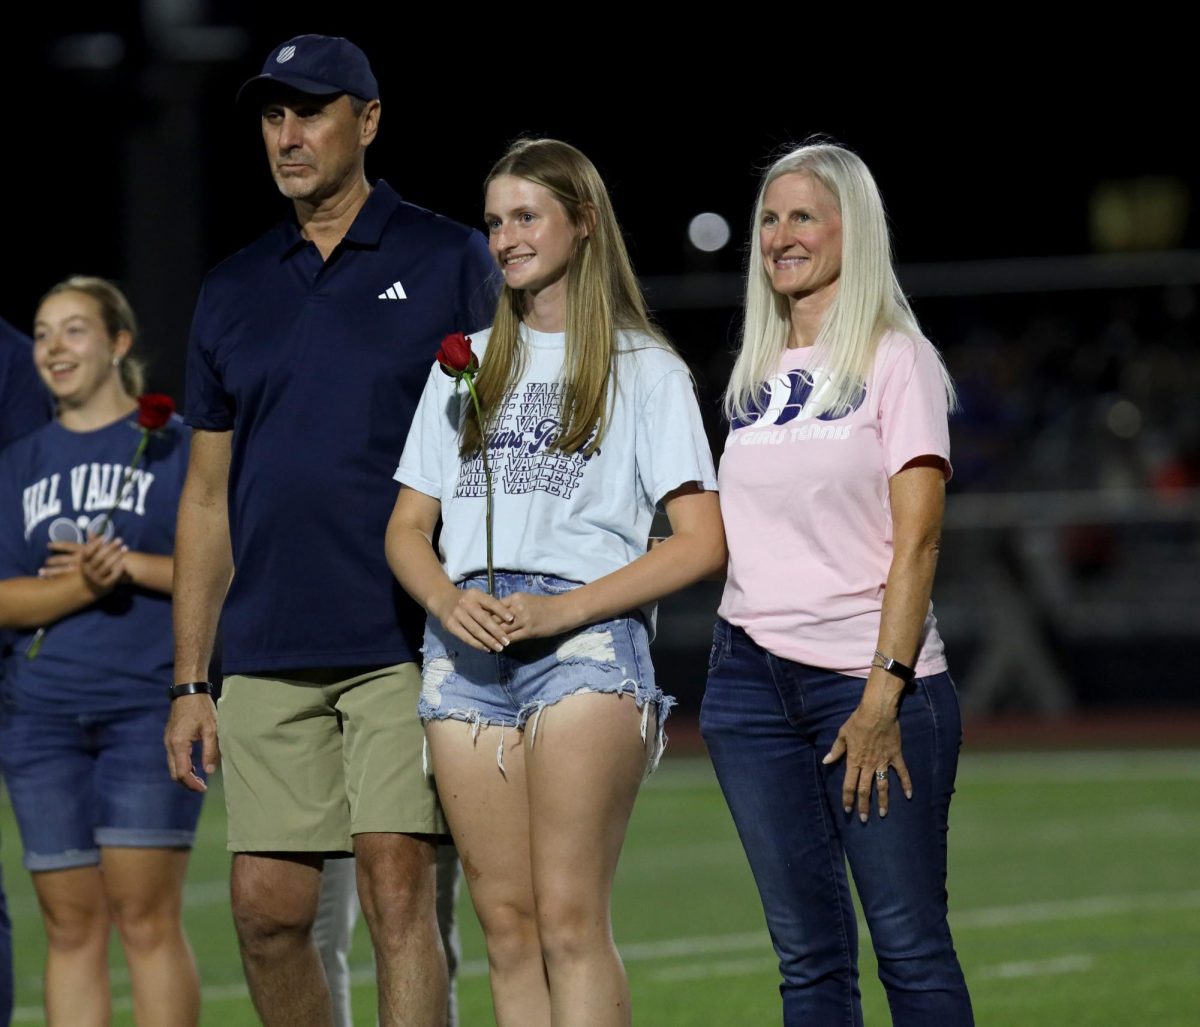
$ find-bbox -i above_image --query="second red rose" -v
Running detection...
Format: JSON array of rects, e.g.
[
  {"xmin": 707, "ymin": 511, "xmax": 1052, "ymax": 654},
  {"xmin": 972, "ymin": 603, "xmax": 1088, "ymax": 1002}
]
[{"xmin": 136, "ymin": 393, "xmax": 176, "ymax": 431}]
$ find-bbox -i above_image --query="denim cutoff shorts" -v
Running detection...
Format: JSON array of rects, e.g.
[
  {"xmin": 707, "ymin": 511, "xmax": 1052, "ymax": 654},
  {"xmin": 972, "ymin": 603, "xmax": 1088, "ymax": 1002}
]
[
  {"xmin": 0, "ymin": 703, "xmax": 205, "ymax": 872},
  {"xmin": 419, "ymin": 572, "xmax": 675, "ymax": 770}
]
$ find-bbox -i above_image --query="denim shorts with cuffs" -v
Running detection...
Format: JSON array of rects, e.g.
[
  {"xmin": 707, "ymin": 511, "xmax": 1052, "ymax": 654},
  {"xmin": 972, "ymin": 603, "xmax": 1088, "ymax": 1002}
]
[
  {"xmin": 419, "ymin": 572, "xmax": 675, "ymax": 772},
  {"xmin": 0, "ymin": 704, "xmax": 204, "ymax": 872}
]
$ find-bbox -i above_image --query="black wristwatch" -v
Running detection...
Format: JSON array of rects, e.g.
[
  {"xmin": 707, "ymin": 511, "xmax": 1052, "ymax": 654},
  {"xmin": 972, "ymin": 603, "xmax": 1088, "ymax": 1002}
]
[
  {"xmin": 169, "ymin": 681, "xmax": 215, "ymax": 701},
  {"xmin": 871, "ymin": 650, "xmax": 916, "ymax": 683}
]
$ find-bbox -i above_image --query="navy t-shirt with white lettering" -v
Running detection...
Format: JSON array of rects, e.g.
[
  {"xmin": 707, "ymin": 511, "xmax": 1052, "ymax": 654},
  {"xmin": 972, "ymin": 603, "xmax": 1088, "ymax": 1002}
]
[
  {"xmin": 185, "ymin": 181, "xmax": 500, "ymax": 674},
  {"xmin": 0, "ymin": 414, "xmax": 189, "ymax": 714}
]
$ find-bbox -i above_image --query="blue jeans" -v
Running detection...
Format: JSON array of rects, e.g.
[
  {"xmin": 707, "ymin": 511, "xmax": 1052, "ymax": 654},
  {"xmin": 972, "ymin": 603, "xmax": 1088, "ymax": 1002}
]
[{"xmin": 701, "ymin": 619, "xmax": 973, "ymax": 1027}]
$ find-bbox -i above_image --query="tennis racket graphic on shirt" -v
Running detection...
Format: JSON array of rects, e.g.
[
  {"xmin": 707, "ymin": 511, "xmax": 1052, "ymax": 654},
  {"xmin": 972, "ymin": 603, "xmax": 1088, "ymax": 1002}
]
[
  {"xmin": 25, "ymin": 515, "xmax": 120, "ymax": 657},
  {"xmin": 46, "ymin": 515, "xmax": 117, "ymax": 544},
  {"xmin": 731, "ymin": 369, "xmax": 867, "ymax": 431}
]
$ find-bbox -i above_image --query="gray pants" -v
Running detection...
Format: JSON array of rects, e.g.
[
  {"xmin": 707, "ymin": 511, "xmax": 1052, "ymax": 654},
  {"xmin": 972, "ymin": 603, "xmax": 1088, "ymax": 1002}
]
[{"xmin": 313, "ymin": 845, "xmax": 461, "ymax": 1027}]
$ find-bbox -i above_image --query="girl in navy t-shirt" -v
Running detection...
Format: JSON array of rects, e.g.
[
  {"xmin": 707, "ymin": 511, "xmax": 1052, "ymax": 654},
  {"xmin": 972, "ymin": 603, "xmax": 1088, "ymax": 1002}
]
[{"xmin": 0, "ymin": 277, "xmax": 202, "ymax": 1025}]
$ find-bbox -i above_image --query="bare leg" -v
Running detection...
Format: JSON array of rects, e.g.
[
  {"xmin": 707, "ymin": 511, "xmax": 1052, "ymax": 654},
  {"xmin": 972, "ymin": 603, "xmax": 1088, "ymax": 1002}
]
[
  {"xmin": 526, "ymin": 692, "xmax": 654, "ymax": 1027},
  {"xmin": 32, "ymin": 866, "xmax": 112, "ymax": 1027},
  {"xmin": 102, "ymin": 847, "xmax": 199, "ymax": 1027},
  {"xmin": 314, "ymin": 857, "xmax": 359, "ymax": 1027},
  {"xmin": 426, "ymin": 721, "xmax": 550, "ymax": 1027},
  {"xmin": 320, "ymin": 849, "xmax": 458, "ymax": 1027},
  {"xmin": 231, "ymin": 852, "xmax": 332, "ymax": 1027},
  {"xmin": 355, "ymin": 832, "xmax": 446, "ymax": 1027}
]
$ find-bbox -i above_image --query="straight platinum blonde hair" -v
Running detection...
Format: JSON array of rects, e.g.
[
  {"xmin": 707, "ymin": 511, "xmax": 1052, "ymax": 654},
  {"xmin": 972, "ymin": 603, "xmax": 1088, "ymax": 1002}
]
[{"xmin": 724, "ymin": 142, "xmax": 955, "ymax": 422}]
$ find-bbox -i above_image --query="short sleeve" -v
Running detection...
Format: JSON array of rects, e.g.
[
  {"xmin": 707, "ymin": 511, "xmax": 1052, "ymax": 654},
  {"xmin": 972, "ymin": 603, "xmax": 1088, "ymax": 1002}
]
[
  {"xmin": 0, "ymin": 450, "xmax": 32, "ymax": 579},
  {"xmin": 456, "ymin": 232, "xmax": 502, "ymax": 336},
  {"xmin": 877, "ymin": 338, "xmax": 953, "ymax": 480},
  {"xmin": 155, "ymin": 419, "xmax": 191, "ymax": 549},
  {"xmin": 394, "ymin": 363, "xmax": 457, "ymax": 500},
  {"xmin": 184, "ymin": 280, "xmax": 236, "ymax": 431},
  {"xmin": 635, "ymin": 367, "xmax": 719, "ymax": 506},
  {"xmin": 0, "ymin": 323, "xmax": 52, "ymax": 449}
]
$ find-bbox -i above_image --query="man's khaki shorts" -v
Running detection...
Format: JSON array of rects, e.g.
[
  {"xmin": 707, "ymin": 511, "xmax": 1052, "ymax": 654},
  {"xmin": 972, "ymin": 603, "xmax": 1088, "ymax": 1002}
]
[{"xmin": 217, "ymin": 663, "xmax": 446, "ymax": 853}]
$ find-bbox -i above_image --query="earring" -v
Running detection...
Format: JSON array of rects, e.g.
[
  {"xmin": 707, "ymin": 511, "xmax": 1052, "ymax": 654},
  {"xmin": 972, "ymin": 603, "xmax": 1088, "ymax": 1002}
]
[{"xmin": 112, "ymin": 356, "xmax": 120, "ymax": 367}]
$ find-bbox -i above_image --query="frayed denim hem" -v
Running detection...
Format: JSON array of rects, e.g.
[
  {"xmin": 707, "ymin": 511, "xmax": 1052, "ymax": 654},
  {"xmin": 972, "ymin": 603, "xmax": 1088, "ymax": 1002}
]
[{"xmin": 421, "ymin": 683, "xmax": 676, "ymax": 779}]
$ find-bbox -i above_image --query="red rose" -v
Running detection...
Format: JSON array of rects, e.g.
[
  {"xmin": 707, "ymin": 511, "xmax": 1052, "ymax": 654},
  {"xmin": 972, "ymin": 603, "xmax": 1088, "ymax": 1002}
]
[
  {"xmin": 436, "ymin": 332, "xmax": 479, "ymax": 378},
  {"xmin": 136, "ymin": 393, "xmax": 175, "ymax": 431}
]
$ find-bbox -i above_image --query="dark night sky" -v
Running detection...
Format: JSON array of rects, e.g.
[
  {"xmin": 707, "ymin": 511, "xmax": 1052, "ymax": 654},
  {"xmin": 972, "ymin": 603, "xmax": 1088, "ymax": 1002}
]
[{"xmin": 7, "ymin": 7, "xmax": 1195, "ymax": 397}]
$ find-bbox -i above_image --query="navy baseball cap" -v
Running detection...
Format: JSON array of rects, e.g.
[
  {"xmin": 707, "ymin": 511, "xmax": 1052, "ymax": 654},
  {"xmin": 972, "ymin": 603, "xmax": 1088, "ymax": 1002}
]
[{"xmin": 237, "ymin": 34, "xmax": 379, "ymax": 104}]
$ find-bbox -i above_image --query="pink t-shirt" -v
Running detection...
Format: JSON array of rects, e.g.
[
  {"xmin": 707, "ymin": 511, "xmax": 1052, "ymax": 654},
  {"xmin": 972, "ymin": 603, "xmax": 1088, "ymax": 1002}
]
[{"xmin": 717, "ymin": 331, "xmax": 951, "ymax": 678}]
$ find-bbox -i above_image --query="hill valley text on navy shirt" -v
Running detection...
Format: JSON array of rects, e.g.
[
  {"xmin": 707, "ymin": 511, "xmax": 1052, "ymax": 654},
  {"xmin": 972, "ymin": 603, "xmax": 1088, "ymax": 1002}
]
[
  {"xmin": 185, "ymin": 181, "xmax": 499, "ymax": 673},
  {"xmin": 0, "ymin": 415, "xmax": 189, "ymax": 713}
]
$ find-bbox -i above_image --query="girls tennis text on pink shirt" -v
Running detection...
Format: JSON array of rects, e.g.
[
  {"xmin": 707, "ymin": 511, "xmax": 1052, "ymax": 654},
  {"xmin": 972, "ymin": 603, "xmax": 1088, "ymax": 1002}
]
[{"xmin": 717, "ymin": 332, "xmax": 952, "ymax": 678}]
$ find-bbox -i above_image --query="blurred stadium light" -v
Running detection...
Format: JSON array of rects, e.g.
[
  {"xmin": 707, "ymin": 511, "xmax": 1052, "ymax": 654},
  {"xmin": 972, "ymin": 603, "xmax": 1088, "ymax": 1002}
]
[{"xmin": 644, "ymin": 251, "xmax": 1200, "ymax": 309}]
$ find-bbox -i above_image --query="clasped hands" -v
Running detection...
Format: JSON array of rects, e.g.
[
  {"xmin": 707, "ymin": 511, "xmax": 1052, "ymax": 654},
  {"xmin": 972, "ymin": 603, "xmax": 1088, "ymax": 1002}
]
[
  {"xmin": 39, "ymin": 537, "xmax": 129, "ymax": 597},
  {"xmin": 434, "ymin": 586, "xmax": 578, "ymax": 653}
]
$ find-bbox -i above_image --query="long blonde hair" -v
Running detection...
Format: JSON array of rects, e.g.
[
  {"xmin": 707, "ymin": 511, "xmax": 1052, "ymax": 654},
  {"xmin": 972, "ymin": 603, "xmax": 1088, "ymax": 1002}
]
[
  {"xmin": 724, "ymin": 141, "xmax": 954, "ymax": 422},
  {"xmin": 39, "ymin": 276, "xmax": 145, "ymax": 397},
  {"xmin": 461, "ymin": 138, "xmax": 666, "ymax": 457}
]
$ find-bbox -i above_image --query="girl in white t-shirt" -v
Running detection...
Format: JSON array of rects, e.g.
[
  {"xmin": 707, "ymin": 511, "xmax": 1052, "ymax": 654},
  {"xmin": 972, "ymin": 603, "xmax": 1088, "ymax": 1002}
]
[
  {"xmin": 702, "ymin": 142, "xmax": 975, "ymax": 1025},
  {"xmin": 387, "ymin": 138, "xmax": 724, "ymax": 1026}
]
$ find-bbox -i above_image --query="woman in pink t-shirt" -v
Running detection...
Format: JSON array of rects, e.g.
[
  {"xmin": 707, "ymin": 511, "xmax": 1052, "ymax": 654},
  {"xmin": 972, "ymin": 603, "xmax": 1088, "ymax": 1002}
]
[{"xmin": 701, "ymin": 142, "xmax": 974, "ymax": 1026}]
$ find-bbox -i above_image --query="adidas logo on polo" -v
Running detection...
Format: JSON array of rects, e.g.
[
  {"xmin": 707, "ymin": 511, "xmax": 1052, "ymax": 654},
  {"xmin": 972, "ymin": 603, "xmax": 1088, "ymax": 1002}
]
[{"xmin": 378, "ymin": 281, "xmax": 407, "ymax": 300}]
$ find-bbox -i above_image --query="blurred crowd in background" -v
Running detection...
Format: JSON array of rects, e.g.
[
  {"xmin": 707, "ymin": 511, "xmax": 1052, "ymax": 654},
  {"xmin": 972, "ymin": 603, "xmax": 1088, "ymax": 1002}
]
[{"xmin": 8, "ymin": 7, "xmax": 1198, "ymax": 718}]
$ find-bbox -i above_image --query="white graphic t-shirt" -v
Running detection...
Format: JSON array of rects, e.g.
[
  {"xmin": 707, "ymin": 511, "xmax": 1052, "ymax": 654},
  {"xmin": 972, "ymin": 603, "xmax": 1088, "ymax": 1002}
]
[
  {"xmin": 717, "ymin": 331, "xmax": 952, "ymax": 678},
  {"xmin": 396, "ymin": 325, "xmax": 717, "ymax": 595}
]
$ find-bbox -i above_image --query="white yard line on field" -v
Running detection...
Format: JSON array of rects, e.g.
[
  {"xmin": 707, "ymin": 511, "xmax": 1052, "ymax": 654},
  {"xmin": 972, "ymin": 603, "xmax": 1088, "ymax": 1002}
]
[
  {"xmin": 450, "ymin": 930, "xmax": 776, "ymax": 980},
  {"xmin": 950, "ymin": 812, "xmax": 1200, "ymax": 849},
  {"xmin": 952, "ymin": 889, "xmax": 1200, "ymax": 929},
  {"xmin": 975, "ymin": 954, "xmax": 1094, "ymax": 980},
  {"xmin": 649, "ymin": 956, "xmax": 775, "ymax": 982},
  {"xmin": 646, "ymin": 952, "xmax": 1097, "ymax": 985},
  {"xmin": 11, "ymin": 890, "xmax": 1191, "ymax": 1019}
]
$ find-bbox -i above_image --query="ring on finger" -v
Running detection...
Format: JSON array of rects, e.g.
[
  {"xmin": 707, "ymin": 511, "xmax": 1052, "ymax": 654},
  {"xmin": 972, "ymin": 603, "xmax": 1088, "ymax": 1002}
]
[{"xmin": 874, "ymin": 768, "xmax": 887, "ymax": 782}]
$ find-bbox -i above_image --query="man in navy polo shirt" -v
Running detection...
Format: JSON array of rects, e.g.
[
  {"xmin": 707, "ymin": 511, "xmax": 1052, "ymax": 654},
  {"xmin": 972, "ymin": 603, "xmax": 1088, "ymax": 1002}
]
[{"xmin": 164, "ymin": 35, "xmax": 497, "ymax": 1027}]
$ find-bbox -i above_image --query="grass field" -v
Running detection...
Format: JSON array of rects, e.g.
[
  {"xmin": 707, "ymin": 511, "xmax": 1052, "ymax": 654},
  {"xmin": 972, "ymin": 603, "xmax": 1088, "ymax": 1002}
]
[{"xmin": 4, "ymin": 747, "xmax": 1199, "ymax": 1025}]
